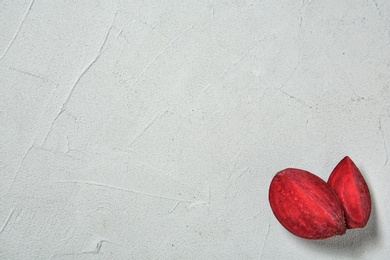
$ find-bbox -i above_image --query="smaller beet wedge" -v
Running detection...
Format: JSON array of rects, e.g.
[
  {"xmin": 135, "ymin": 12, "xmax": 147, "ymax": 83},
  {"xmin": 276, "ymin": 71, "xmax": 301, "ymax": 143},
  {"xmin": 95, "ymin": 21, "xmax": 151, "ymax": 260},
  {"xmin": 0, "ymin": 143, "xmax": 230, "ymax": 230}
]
[
  {"xmin": 328, "ymin": 156, "xmax": 371, "ymax": 229},
  {"xmin": 269, "ymin": 168, "xmax": 346, "ymax": 239}
]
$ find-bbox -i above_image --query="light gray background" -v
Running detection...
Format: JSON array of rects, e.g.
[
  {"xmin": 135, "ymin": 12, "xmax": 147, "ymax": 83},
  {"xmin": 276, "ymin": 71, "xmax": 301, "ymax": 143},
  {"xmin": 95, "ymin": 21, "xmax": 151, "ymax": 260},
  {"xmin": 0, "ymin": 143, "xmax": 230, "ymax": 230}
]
[{"xmin": 1, "ymin": 0, "xmax": 389, "ymax": 259}]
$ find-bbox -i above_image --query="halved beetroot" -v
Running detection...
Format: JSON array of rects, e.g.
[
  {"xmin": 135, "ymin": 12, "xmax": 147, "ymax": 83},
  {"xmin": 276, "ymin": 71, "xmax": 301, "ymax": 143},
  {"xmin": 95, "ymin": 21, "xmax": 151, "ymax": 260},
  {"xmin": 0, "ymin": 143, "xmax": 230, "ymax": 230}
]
[
  {"xmin": 328, "ymin": 156, "xmax": 371, "ymax": 229},
  {"xmin": 269, "ymin": 168, "xmax": 346, "ymax": 239}
]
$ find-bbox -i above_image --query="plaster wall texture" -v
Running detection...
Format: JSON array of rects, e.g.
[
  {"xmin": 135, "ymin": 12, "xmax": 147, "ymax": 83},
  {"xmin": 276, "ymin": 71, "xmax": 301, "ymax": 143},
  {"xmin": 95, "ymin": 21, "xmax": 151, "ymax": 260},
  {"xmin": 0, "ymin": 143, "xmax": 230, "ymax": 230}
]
[{"xmin": 1, "ymin": 0, "xmax": 390, "ymax": 259}]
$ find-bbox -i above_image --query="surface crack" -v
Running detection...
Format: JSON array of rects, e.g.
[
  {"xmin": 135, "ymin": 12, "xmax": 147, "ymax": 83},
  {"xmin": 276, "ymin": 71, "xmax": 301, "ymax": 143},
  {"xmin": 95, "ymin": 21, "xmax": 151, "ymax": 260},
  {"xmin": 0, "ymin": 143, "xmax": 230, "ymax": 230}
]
[
  {"xmin": 129, "ymin": 110, "xmax": 168, "ymax": 145},
  {"xmin": 51, "ymin": 240, "xmax": 111, "ymax": 258},
  {"xmin": 133, "ymin": 24, "xmax": 195, "ymax": 87},
  {"xmin": 260, "ymin": 219, "xmax": 271, "ymax": 259},
  {"xmin": 7, "ymin": 143, "xmax": 35, "ymax": 193},
  {"xmin": 56, "ymin": 180, "xmax": 204, "ymax": 203},
  {"xmin": 379, "ymin": 116, "xmax": 388, "ymax": 166},
  {"xmin": 277, "ymin": 62, "xmax": 299, "ymax": 91},
  {"xmin": 0, "ymin": 209, "xmax": 15, "ymax": 234},
  {"xmin": 0, "ymin": 0, "xmax": 35, "ymax": 61},
  {"xmin": 223, "ymin": 37, "xmax": 265, "ymax": 74},
  {"xmin": 1, "ymin": 65, "xmax": 49, "ymax": 82},
  {"xmin": 41, "ymin": 8, "xmax": 118, "ymax": 146},
  {"xmin": 279, "ymin": 89, "xmax": 313, "ymax": 109}
]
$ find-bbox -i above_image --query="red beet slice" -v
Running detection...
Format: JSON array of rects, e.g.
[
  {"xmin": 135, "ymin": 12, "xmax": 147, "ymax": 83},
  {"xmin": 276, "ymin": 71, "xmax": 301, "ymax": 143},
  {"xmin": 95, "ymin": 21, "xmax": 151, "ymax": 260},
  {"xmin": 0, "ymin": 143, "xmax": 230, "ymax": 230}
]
[
  {"xmin": 328, "ymin": 156, "xmax": 371, "ymax": 229},
  {"xmin": 269, "ymin": 168, "xmax": 346, "ymax": 239}
]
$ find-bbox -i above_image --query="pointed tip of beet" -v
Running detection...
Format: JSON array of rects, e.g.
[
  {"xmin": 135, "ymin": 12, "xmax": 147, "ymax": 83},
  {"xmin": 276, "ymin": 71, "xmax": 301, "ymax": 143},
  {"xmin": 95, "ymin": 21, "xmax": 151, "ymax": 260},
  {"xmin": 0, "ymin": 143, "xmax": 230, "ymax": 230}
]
[{"xmin": 328, "ymin": 156, "xmax": 371, "ymax": 229}]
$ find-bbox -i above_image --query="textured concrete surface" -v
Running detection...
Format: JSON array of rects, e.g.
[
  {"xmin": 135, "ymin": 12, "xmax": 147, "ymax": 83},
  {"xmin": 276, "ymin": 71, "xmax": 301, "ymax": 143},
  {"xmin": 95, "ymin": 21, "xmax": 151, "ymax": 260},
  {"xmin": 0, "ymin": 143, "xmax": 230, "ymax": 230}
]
[{"xmin": 1, "ymin": 0, "xmax": 390, "ymax": 259}]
